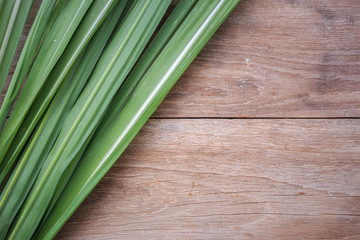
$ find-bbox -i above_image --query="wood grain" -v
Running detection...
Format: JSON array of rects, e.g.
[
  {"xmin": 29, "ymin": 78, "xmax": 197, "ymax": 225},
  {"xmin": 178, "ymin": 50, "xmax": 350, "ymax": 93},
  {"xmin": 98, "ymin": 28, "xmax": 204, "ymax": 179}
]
[
  {"xmin": 56, "ymin": 119, "xmax": 360, "ymax": 239},
  {"xmin": 154, "ymin": 0, "xmax": 360, "ymax": 118}
]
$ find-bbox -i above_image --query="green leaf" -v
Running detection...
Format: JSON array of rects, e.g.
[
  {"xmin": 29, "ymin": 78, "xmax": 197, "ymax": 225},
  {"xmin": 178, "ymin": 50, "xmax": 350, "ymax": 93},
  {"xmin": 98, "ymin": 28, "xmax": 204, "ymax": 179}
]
[
  {"xmin": 0, "ymin": 55, "xmax": 84, "ymax": 240},
  {"xmin": 35, "ymin": 0, "xmax": 240, "ymax": 238},
  {"xmin": 0, "ymin": 2, "xmax": 127, "ymax": 236},
  {"xmin": 0, "ymin": 0, "xmax": 35, "ymax": 97},
  {"xmin": 0, "ymin": 0, "xmax": 16, "ymax": 47},
  {"xmin": 5, "ymin": 0, "xmax": 171, "ymax": 239},
  {"xmin": 39, "ymin": 1, "xmax": 198, "ymax": 231},
  {"xmin": 0, "ymin": 0, "xmax": 5, "ymax": 16},
  {"xmin": 0, "ymin": 0, "xmax": 117, "ymax": 171},
  {"xmin": 41, "ymin": 0, "xmax": 129, "ymax": 223},
  {"xmin": 41, "ymin": 0, "xmax": 71, "ymax": 44},
  {"xmin": 0, "ymin": 0, "xmax": 94, "ymax": 165},
  {"xmin": 94, "ymin": 0, "xmax": 198, "ymax": 140},
  {"xmin": 0, "ymin": 0, "xmax": 57, "ymax": 143}
]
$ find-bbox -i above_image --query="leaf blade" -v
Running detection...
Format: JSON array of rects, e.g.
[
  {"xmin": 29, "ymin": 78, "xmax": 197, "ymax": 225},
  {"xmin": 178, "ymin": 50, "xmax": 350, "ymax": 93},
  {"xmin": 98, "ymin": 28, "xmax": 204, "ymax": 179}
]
[
  {"xmin": 0, "ymin": 1, "xmax": 127, "ymax": 235},
  {"xmin": 0, "ymin": 0, "xmax": 118, "ymax": 172},
  {"xmin": 35, "ymin": 0, "xmax": 240, "ymax": 238},
  {"xmin": 0, "ymin": 0, "xmax": 94, "ymax": 164},
  {"xmin": 0, "ymin": 0, "xmax": 57, "ymax": 144},
  {"xmin": 5, "ymin": 1, "xmax": 171, "ymax": 238}
]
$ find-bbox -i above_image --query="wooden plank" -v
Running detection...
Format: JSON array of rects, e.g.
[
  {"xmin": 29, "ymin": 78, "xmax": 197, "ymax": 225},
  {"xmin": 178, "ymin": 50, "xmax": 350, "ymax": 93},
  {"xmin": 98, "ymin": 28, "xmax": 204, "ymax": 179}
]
[
  {"xmin": 56, "ymin": 119, "xmax": 360, "ymax": 239},
  {"xmin": 153, "ymin": 0, "xmax": 360, "ymax": 117}
]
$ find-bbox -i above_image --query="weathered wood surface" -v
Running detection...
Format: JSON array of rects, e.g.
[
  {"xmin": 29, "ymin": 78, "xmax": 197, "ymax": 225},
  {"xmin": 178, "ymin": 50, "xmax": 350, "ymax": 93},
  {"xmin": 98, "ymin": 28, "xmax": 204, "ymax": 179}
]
[
  {"xmin": 56, "ymin": 120, "xmax": 360, "ymax": 239},
  {"xmin": 3, "ymin": 0, "xmax": 359, "ymax": 239},
  {"xmin": 154, "ymin": 0, "xmax": 360, "ymax": 118}
]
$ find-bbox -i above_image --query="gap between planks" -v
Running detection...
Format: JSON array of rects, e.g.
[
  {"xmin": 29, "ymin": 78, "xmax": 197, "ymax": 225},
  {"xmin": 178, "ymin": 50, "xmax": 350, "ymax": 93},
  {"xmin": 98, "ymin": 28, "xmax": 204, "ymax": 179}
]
[{"xmin": 150, "ymin": 117, "xmax": 360, "ymax": 120}]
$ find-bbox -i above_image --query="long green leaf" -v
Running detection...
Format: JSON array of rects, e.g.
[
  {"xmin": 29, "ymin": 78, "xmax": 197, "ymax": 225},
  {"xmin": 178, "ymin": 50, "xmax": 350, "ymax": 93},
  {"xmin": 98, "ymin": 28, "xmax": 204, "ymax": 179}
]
[
  {"xmin": 0, "ymin": 0, "xmax": 94, "ymax": 165},
  {"xmin": 95, "ymin": 0, "xmax": 198, "ymax": 140},
  {"xmin": 41, "ymin": 0, "xmax": 71, "ymax": 44},
  {"xmin": 6, "ymin": 1, "xmax": 171, "ymax": 239},
  {"xmin": 0, "ymin": 0, "xmax": 15, "ymax": 47},
  {"xmin": 41, "ymin": 0, "xmax": 129, "ymax": 222},
  {"xmin": 39, "ymin": 1, "xmax": 198, "ymax": 229},
  {"xmin": 0, "ymin": 0, "xmax": 6, "ymax": 18},
  {"xmin": 0, "ymin": 2, "xmax": 127, "ymax": 236},
  {"xmin": 38, "ymin": 1, "xmax": 197, "ymax": 230},
  {"xmin": 0, "ymin": 0, "xmax": 34, "ymax": 95},
  {"xmin": 0, "ymin": 0, "xmax": 117, "ymax": 170},
  {"xmin": 39, "ymin": 0, "xmax": 139, "ymax": 224},
  {"xmin": 0, "ymin": 0, "xmax": 57, "ymax": 139},
  {"xmin": 0, "ymin": 55, "xmax": 84, "ymax": 240},
  {"xmin": 35, "ymin": 0, "xmax": 240, "ymax": 238},
  {"xmin": 0, "ymin": 0, "xmax": 15, "ymax": 55},
  {"xmin": 107, "ymin": 0, "xmax": 138, "ymax": 42}
]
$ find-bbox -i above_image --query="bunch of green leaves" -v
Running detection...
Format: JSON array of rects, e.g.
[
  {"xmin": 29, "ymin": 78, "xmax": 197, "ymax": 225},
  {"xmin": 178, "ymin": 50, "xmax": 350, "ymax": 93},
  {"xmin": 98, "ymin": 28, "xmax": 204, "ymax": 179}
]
[
  {"xmin": 0, "ymin": 0, "xmax": 35, "ymax": 101},
  {"xmin": 0, "ymin": 0, "xmax": 240, "ymax": 239}
]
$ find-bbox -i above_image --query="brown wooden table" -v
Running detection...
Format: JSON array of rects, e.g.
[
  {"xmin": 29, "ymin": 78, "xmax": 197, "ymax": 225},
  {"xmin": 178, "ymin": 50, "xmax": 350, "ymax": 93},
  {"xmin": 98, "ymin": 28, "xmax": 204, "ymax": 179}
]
[{"xmin": 6, "ymin": 0, "xmax": 360, "ymax": 239}]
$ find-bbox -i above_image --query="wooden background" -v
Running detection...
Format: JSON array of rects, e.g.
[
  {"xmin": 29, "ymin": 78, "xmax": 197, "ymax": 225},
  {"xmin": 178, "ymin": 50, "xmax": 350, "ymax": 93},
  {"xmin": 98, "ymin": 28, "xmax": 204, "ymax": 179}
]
[{"xmin": 5, "ymin": 0, "xmax": 360, "ymax": 239}]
